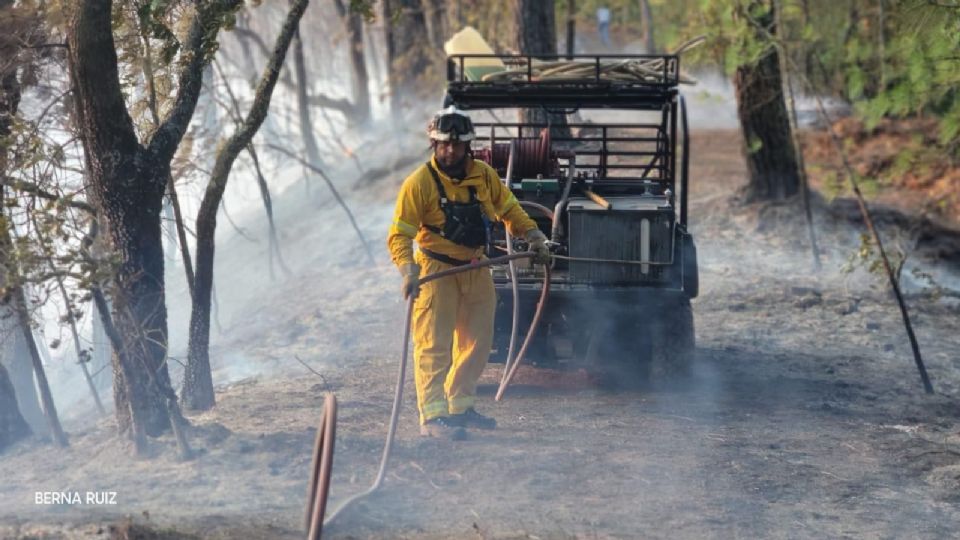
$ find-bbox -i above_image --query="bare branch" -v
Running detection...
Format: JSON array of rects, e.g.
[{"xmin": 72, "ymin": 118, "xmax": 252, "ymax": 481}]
[
  {"xmin": 230, "ymin": 26, "xmax": 295, "ymax": 88},
  {"xmin": 308, "ymin": 93, "xmax": 355, "ymax": 115},
  {"xmin": 147, "ymin": 1, "xmax": 244, "ymax": 164},
  {"xmin": 0, "ymin": 176, "xmax": 95, "ymax": 214}
]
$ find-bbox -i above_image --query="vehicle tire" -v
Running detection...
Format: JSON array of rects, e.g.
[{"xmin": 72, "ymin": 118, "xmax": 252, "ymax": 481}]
[
  {"xmin": 650, "ymin": 296, "xmax": 695, "ymax": 381},
  {"xmin": 682, "ymin": 233, "xmax": 699, "ymax": 299}
]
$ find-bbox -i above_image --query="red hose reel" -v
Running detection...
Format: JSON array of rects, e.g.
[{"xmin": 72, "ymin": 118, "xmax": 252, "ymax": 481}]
[{"xmin": 474, "ymin": 128, "xmax": 560, "ymax": 180}]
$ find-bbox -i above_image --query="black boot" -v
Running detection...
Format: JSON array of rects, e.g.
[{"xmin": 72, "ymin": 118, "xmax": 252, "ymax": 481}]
[{"xmin": 450, "ymin": 408, "xmax": 496, "ymax": 430}]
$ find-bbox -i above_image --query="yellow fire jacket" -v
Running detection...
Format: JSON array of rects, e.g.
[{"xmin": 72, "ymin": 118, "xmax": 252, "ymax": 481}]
[{"xmin": 388, "ymin": 155, "xmax": 538, "ymax": 268}]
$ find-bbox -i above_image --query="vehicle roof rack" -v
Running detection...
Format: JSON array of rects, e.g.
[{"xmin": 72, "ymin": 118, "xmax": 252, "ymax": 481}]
[{"xmin": 445, "ymin": 54, "xmax": 680, "ymax": 111}]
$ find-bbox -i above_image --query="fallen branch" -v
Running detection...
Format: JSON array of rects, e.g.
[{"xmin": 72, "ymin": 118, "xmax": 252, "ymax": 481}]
[{"xmin": 294, "ymin": 354, "xmax": 327, "ymax": 383}]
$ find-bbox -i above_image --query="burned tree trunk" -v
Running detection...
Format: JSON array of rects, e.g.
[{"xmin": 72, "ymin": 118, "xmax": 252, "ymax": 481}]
[
  {"xmin": 514, "ymin": 0, "xmax": 570, "ymax": 138},
  {"xmin": 565, "ymin": 0, "xmax": 576, "ymax": 58},
  {"xmin": 384, "ymin": 0, "xmax": 433, "ymax": 119},
  {"xmin": 11, "ymin": 285, "xmax": 68, "ymax": 446},
  {"xmin": 733, "ymin": 1, "xmax": 800, "ymax": 202},
  {"xmin": 0, "ymin": 199, "xmax": 67, "ymax": 446},
  {"xmin": 182, "ymin": 0, "xmax": 309, "ymax": 411},
  {"xmin": 0, "ymin": 362, "xmax": 29, "ymax": 452},
  {"xmin": 292, "ymin": 27, "xmax": 324, "ymax": 178},
  {"xmin": 333, "ymin": 0, "xmax": 371, "ymax": 125},
  {"xmin": 639, "ymin": 0, "xmax": 656, "ymax": 53},
  {"xmin": 421, "ymin": 0, "xmax": 448, "ymax": 50},
  {"xmin": 0, "ymin": 316, "xmax": 45, "ymax": 437},
  {"xmin": 67, "ymin": 0, "xmax": 217, "ymax": 439}
]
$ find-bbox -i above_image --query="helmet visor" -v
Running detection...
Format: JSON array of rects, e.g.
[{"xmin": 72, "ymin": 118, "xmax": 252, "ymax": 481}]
[{"xmin": 436, "ymin": 114, "xmax": 474, "ymax": 136}]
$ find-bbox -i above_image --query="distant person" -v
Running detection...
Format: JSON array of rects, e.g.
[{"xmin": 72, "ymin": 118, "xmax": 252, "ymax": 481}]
[
  {"xmin": 597, "ymin": 6, "xmax": 612, "ymax": 47},
  {"xmin": 387, "ymin": 106, "xmax": 550, "ymax": 439}
]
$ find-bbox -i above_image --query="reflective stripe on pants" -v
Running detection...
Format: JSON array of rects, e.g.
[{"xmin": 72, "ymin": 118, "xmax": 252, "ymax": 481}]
[{"xmin": 412, "ymin": 250, "xmax": 495, "ymax": 424}]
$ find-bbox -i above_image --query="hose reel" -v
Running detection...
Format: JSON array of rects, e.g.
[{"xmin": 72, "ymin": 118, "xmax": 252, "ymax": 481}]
[{"xmin": 475, "ymin": 128, "xmax": 557, "ymax": 180}]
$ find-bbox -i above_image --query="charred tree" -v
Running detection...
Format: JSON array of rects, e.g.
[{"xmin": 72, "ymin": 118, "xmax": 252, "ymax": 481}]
[
  {"xmin": 514, "ymin": 0, "xmax": 570, "ymax": 138},
  {"xmin": 421, "ymin": 0, "xmax": 447, "ymax": 49},
  {"xmin": 210, "ymin": 59, "xmax": 289, "ymax": 279},
  {"xmin": 0, "ymin": 1, "xmax": 51, "ymax": 440},
  {"xmin": 333, "ymin": 0, "xmax": 371, "ymax": 125},
  {"xmin": 733, "ymin": 1, "xmax": 800, "ymax": 202},
  {"xmin": 0, "ymin": 203, "xmax": 68, "ymax": 446},
  {"xmin": 639, "ymin": 0, "xmax": 656, "ymax": 53},
  {"xmin": 565, "ymin": 0, "xmax": 576, "ymax": 58},
  {"xmin": 383, "ymin": 0, "xmax": 432, "ymax": 119},
  {"xmin": 0, "ymin": 362, "xmax": 29, "ymax": 452},
  {"xmin": 292, "ymin": 26, "xmax": 324, "ymax": 188},
  {"xmin": 0, "ymin": 314, "xmax": 46, "ymax": 436},
  {"xmin": 182, "ymin": 0, "xmax": 309, "ymax": 411},
  {"xmin": 67, "ymin": 0, "xmax": 234, "ymax": 438},
  {"xmin": 11, "ymin": 284, "xmax": 68, "ymax": 446}
]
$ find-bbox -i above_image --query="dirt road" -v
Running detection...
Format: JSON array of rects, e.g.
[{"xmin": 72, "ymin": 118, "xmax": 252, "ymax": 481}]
[{"xmin": 2, "ymin": 130, "xmax": 959, "ymax": 539}]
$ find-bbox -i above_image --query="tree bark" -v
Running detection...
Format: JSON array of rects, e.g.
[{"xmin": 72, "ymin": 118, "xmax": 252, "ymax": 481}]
[
  {"xmin": 0, "ymin": 362, "xmax": 30, "ymax": 452},
  {"xmin": 11, "ymin": 284, "xmax": 68, "ymax": 446},
  {"xmin": 639, "ymin": 0, "xmax": 656, "ymax": 53},
  {"xmin": 0, "ymin": 201, "xmax": 68, "ymax": 446},
  {"xmin": 334, "ymin": 0, "xmax": 371, "ymax": 125},
  {"xmin": 67, "ymin": 0, "xmax": 223, "ymax": 438},
  {"xmin": 733, "ymin": 1, "xmax": 800, "ymax": 202},
  {"xmin": 421, "ymin": 0, "xmax": 448, "ymax": 50},
  {"xmin": 182, "ymin": 0, "xmax": 310, "ymax": 411},
  {"xmin": 514, "ymin": 0, "xmax": 570, "ymax": 138},
  {"xmin": 384, "ymin": 0, "xmax": 433, "ymax": 119},
  {"xmin": 0, "ymin": 313, "xmax": 45, "ymax": 436},
  {"xmin": 292, "ymin": 27, "xmax": 324, "ymax": 180}
]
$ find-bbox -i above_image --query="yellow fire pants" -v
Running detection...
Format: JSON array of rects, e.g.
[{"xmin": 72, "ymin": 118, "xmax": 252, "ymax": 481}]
[{"xmin": 412, "ymin": 250, "xmax": 495, "ymax": 424}]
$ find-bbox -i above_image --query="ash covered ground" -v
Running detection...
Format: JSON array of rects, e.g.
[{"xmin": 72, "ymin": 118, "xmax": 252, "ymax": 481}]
[{"xmin": 1, "ymin": 126, "xmax": 959, "ymax": 539}]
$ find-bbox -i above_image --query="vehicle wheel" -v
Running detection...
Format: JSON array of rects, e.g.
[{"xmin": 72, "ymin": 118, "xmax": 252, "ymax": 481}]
[
  {"xmin": 682, "ymin": 233, "xmax": 699, "ymax": 299},
  {"xmin": 650, "ymin": 297, "xmax": 695, "ymax": 381}
]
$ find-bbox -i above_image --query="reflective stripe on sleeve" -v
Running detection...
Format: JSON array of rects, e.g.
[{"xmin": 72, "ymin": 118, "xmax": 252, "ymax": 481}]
[{"xmin": 392, "ymin": 219, "xmax": 418, "ymax": 237}]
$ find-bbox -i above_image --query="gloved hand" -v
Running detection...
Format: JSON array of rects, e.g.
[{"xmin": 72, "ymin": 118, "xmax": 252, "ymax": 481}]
[
  {"xmin": 400, "ymin": 263, "xmax": 421, "ymax": 300},
  {"xmin": 525, "ymin": 229, "xmax": 551, "ymax": 265}
]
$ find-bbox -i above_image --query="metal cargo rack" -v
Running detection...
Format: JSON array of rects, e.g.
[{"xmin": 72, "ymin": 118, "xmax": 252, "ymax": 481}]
[{"xmin": 445, "ymin": 54, "xmax": 680, "ymax": 110}]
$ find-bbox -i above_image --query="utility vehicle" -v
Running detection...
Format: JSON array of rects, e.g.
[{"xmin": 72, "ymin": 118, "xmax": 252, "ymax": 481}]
[{"xmin": 444, "ymin": 53, "xmax": 698, "ymax": 377}]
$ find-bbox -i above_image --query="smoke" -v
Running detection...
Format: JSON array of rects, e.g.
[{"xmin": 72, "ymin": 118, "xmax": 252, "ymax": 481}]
[{"xmin": 7, "ymin": 24, "xmax": 959, "ymax": 536}]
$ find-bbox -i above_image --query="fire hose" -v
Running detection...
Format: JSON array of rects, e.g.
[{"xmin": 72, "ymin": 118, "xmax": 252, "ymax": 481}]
[
  {"xmin": 308, "ymin": 145, "xmax": 658, "ymax": 533},
  {"xmin": 309, "ymin": 251, "xmax": 549, "ymax": 537},
  {"xmin": 308, "ymin": 245, "xmax": 674, "ymax": 537}
]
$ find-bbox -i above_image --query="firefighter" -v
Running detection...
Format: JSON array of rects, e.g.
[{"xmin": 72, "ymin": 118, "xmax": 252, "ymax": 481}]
[{"xmin": 388, "ymin": 106, "xmax": 550, "ymax": 439}]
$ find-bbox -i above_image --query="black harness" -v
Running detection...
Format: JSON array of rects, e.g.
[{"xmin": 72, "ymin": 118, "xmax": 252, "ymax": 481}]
[{"xmin": 423, "ymin": 162, "xmax": 488, "ymax": 250}]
